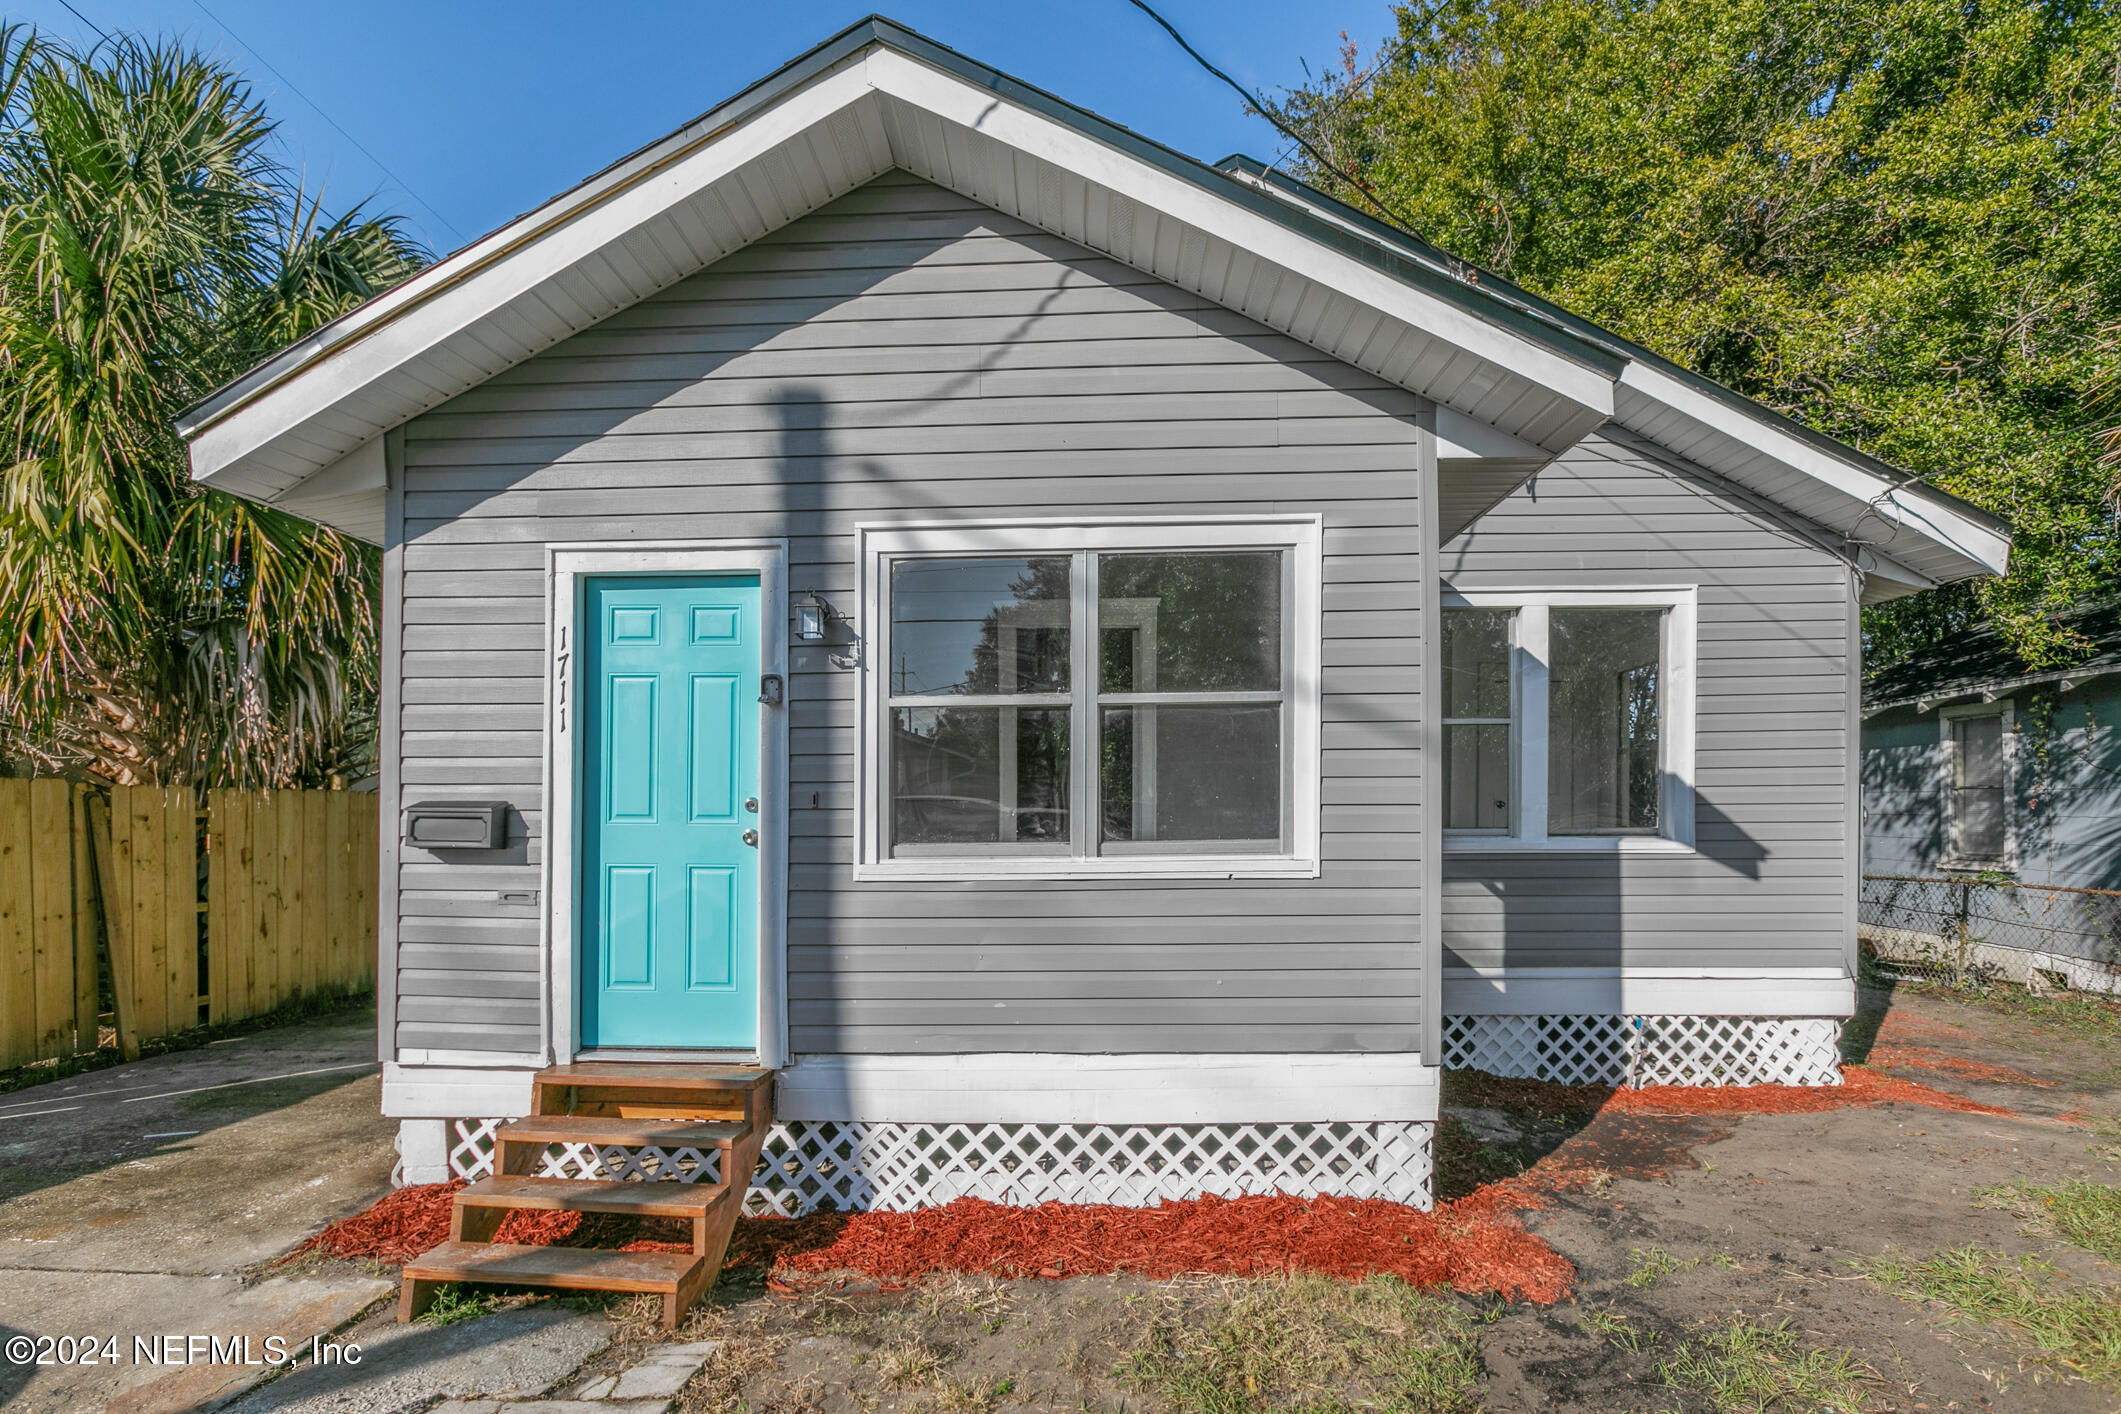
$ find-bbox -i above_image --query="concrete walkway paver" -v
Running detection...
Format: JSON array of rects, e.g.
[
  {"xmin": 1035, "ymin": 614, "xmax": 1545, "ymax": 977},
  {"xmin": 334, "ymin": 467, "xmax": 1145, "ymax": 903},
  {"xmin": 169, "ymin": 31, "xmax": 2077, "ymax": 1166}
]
[
  {"xmin": 220, "ymin": 1305, "xmax": 615, "ymax": 1414},
  {"xmin": 0, "ymin": 1009, "xmax": 397, "ymax": 1412}
]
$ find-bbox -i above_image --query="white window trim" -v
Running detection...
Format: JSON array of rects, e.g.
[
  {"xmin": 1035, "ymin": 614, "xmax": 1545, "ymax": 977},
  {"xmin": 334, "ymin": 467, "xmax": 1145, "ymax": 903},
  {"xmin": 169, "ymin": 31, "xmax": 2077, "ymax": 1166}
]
[
  {"xmin": 544, "ymin": 541, "xmax": 791, "ymax": 1069},
  {"xmin": 1938, "ymin": 698, "xmax": 2015, "ymax": 873},
  {"xmin": 856, "ymin": 516, "xmax": 1323, "ymax": 881},
  {"xmin": 1439, "ymin": 586, "xmax": 1698, "ymax": 855}
]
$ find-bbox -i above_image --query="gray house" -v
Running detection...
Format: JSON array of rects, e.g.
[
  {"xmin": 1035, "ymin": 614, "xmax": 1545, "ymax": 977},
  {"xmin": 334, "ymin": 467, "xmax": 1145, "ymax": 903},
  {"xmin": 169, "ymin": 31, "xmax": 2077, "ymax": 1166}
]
[
  {"xmin": 178, "ymin": 18, "xmax": 2007, "ymax": 1262},
  {"xmin": 1862, "ymin": 599, "xmax": 2121, "ymax": 989}
]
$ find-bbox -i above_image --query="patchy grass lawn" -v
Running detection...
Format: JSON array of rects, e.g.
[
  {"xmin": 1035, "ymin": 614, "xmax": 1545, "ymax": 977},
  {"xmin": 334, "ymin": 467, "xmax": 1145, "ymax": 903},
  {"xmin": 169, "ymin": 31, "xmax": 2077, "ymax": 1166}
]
[
  {"xmin": 1883, "ymin": 970, "xmax": 2121, "ymax": 1047},
  {"xmin": 1124, "ymin": 1275, "xmax": 1483, "ymax": 1414},
  {"xmin": 1865, "ymin": 1245, "xmax": 2121, "ymax": 1387},
  {"xmin": 1652, "ymin": 1319, "xmax": 1883, "ymax": 1413},
  {"xmin": 1981, "ymin": 1179, "xmax": 2121, "ymax": 1263}
]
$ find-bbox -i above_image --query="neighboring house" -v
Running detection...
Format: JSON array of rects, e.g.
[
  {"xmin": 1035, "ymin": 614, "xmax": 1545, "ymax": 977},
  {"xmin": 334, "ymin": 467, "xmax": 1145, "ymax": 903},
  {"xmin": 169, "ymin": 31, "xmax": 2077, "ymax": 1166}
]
[
  {"xmin": 1861, "ymin": 600, "xmax": 2121, "ymax": 987},
  {"xmin": 1864, "ymin": 599, "xmax": 2121, "ymax": 887},
  {"xmin": 177, "ymin": 19, "xmax": 2008, "ymax": 1221}
]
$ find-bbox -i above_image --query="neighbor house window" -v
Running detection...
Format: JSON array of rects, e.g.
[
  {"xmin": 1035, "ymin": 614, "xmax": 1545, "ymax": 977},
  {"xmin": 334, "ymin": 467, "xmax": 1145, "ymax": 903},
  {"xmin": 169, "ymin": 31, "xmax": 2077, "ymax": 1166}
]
[
  {"xmin": 860, "ymin": 521, "xmax": 1322, "ymax": 878},
  {"xmin": 1942, "ymin": 704, "xmax": 2010, "ymax": 866},
  {"xmin": 1441, "ymin": 590, "xmax": 1696, "ymax": 852}
]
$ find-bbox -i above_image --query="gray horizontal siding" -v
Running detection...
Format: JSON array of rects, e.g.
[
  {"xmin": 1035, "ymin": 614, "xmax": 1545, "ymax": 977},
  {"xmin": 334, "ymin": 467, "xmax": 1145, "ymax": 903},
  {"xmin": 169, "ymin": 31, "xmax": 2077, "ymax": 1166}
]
[
  {"xmin": 390, "ymin": 171, "xmax": 1425, "ymax": 1057},
  {"xmin": 1440, "ymin": 433, "xmax": 1855, "ymax": 979},
  {"xmin": 1863, "ymin": 687, "xmax": 2121, "ymax": 890}
]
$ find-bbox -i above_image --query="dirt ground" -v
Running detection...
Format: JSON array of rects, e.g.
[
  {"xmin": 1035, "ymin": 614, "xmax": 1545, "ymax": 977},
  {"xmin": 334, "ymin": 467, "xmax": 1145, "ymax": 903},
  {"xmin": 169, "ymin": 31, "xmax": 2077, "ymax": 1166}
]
[{"xmin": 550, "ymin": 972, "xmax": 2121, "ymax": 1414}]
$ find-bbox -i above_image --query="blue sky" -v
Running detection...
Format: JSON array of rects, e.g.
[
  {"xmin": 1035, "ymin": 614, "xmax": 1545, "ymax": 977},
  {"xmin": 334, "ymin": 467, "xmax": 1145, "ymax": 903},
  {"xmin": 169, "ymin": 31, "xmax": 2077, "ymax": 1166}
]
[{"xmin": 13, "ymin": 2, "xmax": 1398, "ymax": 255}]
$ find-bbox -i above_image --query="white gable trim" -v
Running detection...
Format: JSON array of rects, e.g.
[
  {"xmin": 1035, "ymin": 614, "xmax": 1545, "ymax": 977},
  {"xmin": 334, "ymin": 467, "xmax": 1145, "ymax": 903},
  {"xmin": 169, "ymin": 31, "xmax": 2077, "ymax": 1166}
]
[
  {"xmin": 1619, "ymin": 361, "xmax": 2008, "ymax": 578},
  {"xmin": 858, "ymin": 48, "xmax": 1612, "ymax": 423},
  {"xmin": 187, "ymin": 57, "xmax": 886, "ymax": 502},
  {"xmin": 181, "ymin": 29, "xmax": 1616, "ymax": 531},
  {"xmin": 1228, "ymin": 159, "xmax": 2008, "ymax": 588}
]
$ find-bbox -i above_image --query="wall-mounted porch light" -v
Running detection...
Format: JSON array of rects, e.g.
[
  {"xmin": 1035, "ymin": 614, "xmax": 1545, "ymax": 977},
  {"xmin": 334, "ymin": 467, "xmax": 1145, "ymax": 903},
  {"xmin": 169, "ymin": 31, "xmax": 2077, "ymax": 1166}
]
[{"xmin": 794, "ymin": 590, "xmax": 837, "ymax": 641}]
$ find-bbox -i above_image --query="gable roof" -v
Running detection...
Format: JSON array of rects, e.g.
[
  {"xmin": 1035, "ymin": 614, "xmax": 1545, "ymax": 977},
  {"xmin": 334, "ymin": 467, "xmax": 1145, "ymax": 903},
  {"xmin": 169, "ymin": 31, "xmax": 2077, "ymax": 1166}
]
[
  {"xmin": 177, "ymin": 15, "xmax": 2009, "ymax": 597},
  {"xmin": 1217, "ymin": 159, "xmax": 2009, "ymax": 599},
  {"xmin": 1865, "ymin": 597, "xmax": 2121, "ymax": 713}
]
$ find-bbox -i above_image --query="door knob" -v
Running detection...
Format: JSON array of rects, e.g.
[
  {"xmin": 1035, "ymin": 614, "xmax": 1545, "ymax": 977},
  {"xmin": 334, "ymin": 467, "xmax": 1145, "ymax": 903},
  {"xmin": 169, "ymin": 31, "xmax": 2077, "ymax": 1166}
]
[{"xmin": 742, "ymin": 829, "xmax": 759, "ymax": 847}]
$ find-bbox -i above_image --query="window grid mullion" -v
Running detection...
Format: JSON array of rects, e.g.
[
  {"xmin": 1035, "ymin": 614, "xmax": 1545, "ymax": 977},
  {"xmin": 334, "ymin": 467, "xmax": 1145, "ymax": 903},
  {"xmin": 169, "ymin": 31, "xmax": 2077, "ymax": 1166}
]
[
  {"xmin": 887, "ymin": 694, "xmax": 1072, "ymax": 708},
  {"xmin": 1516, "ymin": 604, "xmax": 1550, "ymax": 845},
  {"xmin": 1073, "ymin": 550, "xmax": 1097, "ymax": 860},
  {"xmin": 1095, "ymin": 691, "xmax": 1286, "ymax": 706}
]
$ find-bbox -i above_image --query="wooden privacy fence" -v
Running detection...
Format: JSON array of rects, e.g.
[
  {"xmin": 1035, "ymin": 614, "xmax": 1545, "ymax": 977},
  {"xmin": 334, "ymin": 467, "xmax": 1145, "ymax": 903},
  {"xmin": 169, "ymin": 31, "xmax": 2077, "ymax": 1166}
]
[{"xmin": 0, "ymin": 782, "xmax": 377, "ymax": 1067}]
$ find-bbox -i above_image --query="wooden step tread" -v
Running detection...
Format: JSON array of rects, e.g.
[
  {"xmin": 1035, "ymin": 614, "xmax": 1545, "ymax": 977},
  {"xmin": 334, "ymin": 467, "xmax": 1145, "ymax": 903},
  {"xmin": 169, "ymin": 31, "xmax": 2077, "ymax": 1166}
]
[
  {"xmin": 497, "ymin": 1115, "xmax": 749, "ymax": 1147},
  {"xmin": 457, "ymin": 1176, "xmax": 734, "ymax": 1218},
  {"xmin": 537, "ymin": 1063, "xmax": 773, "ymax": 1090},
  {"xmin": 404, "ymin": 1241, "xmax": 701, "ymax": 1294}
]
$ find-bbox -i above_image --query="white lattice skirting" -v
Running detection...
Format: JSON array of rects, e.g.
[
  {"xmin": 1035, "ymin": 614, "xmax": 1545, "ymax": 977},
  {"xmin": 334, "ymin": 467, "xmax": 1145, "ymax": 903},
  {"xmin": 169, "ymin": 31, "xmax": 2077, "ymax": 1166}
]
[
  {"xmin": 1442, "ymin": 1014, "xmax": 1845, "ymax": 1088},
  {"xmin": 433, "ymin": 1119, "xmax": 1435, "ymax": 1214}
]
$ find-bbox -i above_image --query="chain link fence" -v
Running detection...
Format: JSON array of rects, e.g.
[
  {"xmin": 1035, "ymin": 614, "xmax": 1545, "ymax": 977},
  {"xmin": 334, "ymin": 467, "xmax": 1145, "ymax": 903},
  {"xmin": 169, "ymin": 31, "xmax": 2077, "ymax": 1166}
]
[{"xmin": 1860, "ymin": 873, "xmax": 2121, "ymax": 992}]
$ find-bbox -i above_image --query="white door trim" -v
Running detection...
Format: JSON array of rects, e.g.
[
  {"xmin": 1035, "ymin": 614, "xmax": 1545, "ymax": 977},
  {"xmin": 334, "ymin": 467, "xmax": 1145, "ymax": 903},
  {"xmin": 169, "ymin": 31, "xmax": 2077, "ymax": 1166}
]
[{"xmin": 544, "ymin": 540, "xmax": 790, "ymax": 1068}]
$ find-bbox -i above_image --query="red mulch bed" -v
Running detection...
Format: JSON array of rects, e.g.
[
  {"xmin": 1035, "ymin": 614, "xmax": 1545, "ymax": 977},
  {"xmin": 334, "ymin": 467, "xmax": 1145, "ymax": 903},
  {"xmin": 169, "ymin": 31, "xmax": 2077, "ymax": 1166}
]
[
  {"xmin": 298, "ymin": 1067, "xmax": 2016, "ymax": 1306},
  {"xmin": 300, "ymin": 1185, "xmax": 1573, "ymax": 1304},
  {"xmin": 1604, "ymin": 1065, "xmax": 2017, "ymax": 1117},
  {"xmin": 1864, "ymin": 1045, "xmax": 2054, "ymax": 1088}
]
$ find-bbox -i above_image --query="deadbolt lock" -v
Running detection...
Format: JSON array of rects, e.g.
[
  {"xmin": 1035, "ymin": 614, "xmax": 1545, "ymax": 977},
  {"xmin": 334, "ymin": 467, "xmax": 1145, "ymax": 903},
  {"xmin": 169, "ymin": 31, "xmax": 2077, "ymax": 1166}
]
[{"xmin": 745, "ymin": 797, "xmax": 759, "ymax": 813}]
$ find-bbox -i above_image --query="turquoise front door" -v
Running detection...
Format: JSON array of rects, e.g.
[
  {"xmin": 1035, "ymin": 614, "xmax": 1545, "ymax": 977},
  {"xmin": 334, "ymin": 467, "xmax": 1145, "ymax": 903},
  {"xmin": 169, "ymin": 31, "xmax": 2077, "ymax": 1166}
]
[{"xmin": 580, "ymin": 574, "xmax": 761, "ymax": 1050}]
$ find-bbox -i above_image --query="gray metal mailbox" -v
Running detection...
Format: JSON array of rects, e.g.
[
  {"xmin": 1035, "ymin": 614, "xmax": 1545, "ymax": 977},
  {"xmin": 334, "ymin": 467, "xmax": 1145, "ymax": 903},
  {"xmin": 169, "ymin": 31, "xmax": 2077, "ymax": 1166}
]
[{"xmin": 404, "ymin": 800, "xmax": 509, "ymax": 850}]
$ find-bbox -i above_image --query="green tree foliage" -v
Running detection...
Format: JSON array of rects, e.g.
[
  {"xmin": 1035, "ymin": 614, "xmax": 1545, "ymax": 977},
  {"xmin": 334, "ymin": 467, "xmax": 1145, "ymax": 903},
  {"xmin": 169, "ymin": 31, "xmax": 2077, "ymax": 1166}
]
[
  {"xmin": 0, "ymin": 26, "xmax": 424, "ymax": 786},
  {"xmin": 1278, "ymin": 0, "xmax": 2121, "ymax": 670}
]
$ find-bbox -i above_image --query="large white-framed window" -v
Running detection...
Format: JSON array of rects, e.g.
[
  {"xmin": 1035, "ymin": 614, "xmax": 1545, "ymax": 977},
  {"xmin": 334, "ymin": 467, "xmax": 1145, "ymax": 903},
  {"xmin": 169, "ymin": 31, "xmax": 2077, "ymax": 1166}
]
[
  {"xmin": 856, "ymin": 517, "xmax": 1323, "ymax": 881},
  {"xmin": 1938, "ymin": 700, "xmax": 2013, "ymax": 870},
  {"xmin": 1440, "ymin": 587, "xmax": 1698, "ymax": 854}
]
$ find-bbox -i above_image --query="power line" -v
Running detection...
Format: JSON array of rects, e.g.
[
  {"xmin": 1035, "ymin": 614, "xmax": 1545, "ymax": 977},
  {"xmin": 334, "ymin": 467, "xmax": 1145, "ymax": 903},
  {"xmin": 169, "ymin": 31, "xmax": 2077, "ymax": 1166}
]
[
  {"xmin": 186, "ymin": 0, "xmax": 464, "ymax": 244},
  {"xmin": 1122, "ymin": 0, "xmax": 1430, "ymax": 244},
  {"xmin": 1271, "ymin": 36, "xmax": 1406, "ymax": 171},
  {"xmin": 51, "ymin": 0, "xmax": 109, "ymax": 43}
]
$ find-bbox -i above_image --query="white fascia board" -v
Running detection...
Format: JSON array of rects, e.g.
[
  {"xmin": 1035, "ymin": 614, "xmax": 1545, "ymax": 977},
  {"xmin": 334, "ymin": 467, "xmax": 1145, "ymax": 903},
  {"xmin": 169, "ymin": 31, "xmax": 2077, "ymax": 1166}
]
[
  {"xmin": 776, "ymin": 1053, "xmax": 1440, "ymax": 1124},
  {"xmin": 380, "ymin": 1053, "xmax": 1441, "ymax": 1123},
  {"xmin": 861, "ymin": 48, "xmax": 1616, "ymax": 426},
  {"xmin": 1621, "ymin": 361, "xmax": 2009, "ymax": 576},
  {"xmin": 1444, "ymin": 967, "xmax": 1856, "ymax": 1018},
  {"xmin": 188, "ymin": 59, "xmax": 885, "ymax": 494},
  {"xmin": 383, "ymin": 1063, "xmax": 537, "ymax": 1118}
]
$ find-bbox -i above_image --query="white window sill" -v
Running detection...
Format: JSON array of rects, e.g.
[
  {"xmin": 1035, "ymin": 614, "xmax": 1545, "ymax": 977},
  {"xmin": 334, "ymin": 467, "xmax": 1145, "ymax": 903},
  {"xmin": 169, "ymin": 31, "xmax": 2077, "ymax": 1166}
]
[
  {"xmin": 1443, "ymin": 835, "xmax": 1697, "ymax": 856},
  {"xmin": 852, "ymin": 855, "xmax": 1323, "ymax": 882},
  {"xmin": 1937, "ymin": 858, "xmax": 2015, "ymax": 875}
]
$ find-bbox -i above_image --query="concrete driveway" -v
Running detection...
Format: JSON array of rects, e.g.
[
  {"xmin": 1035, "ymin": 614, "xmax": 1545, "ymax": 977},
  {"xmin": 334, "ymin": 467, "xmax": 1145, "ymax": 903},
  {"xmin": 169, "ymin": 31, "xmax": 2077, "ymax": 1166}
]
[{"xmin": 0, "ymin": 1008, "xmax": 398, "ymax": 1413}]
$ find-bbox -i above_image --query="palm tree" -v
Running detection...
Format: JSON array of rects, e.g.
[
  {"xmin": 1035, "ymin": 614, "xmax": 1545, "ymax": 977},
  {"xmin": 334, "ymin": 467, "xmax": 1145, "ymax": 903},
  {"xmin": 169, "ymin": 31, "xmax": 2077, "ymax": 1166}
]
[{"xmin": 0, "ymin": 26, "xmax": 425, "ymax": 788}]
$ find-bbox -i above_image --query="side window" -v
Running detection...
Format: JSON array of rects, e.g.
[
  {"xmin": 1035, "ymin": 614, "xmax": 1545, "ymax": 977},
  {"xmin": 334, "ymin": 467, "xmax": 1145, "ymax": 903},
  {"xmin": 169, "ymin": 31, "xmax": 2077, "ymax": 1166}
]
[
  {"xmin": 1948, "ymin": 711, "xmax": 2008, "ymax": 863},
  {"xmin": 1442, "ymin": 591, "xmax": 1695, "ymax": 853}
]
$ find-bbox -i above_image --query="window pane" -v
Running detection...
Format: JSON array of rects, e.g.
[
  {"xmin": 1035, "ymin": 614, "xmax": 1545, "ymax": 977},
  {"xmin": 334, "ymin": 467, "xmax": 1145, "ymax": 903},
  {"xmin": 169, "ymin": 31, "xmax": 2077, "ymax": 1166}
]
[
  {"xmin": 892, "ymin": 707, "xmax": 1069, "ymax": 847},
  {"xmin": 1444, "ymin": 723, "xmax": 1510, "ymax": 830},
  {"xmin": 1443, "ymin": 610, "xmax": 1511, "ymax": 719},
  {"xmin": 889, "ymin": 557, "xmax": 1070, "ymax": 696},
  {"xmin": 1098, "ymin": 552, "xmax": 1282, "ymax": 693},
  {"xmin": 1101, "ymin": 705, "xmax": 1280, "ymax": 846},
  {"xmin": 1548, "ymin": 609, "xmax": 1662, "ymax": 834},
  {"xmin": 1954, "ymin": 715, "xmax": 2006, "ymax": 858}
]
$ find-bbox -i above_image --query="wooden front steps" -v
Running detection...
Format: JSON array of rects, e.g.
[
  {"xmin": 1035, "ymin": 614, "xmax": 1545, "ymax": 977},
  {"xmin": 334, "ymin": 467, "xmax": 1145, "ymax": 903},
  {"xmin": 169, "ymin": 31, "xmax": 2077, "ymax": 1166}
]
[
  {"xmin": 401, "ymin": 1063, "xmax": 773, "ymax": 1330},
  {"xmin": 401, "ymin": 1243, "xmax": 712, "ymax": 1329}
]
